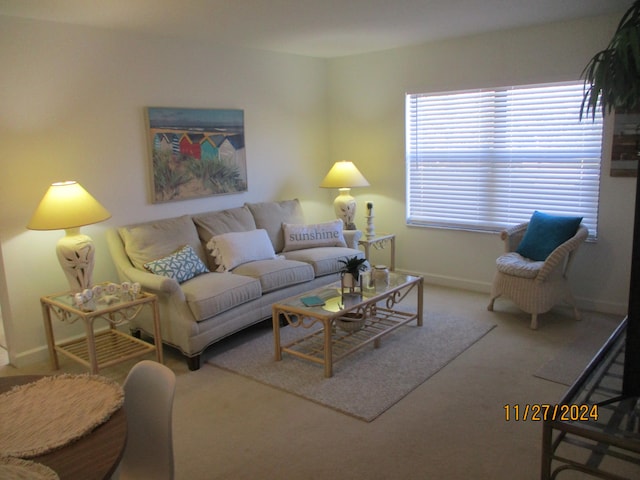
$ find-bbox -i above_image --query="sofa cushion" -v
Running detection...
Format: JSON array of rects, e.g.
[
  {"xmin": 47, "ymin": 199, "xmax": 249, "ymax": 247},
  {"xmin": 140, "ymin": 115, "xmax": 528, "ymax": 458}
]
[
  {"xmin": 119, "ymin": 215, "xmax": 206, "ymax": 270},
  {"xmin": 516, "ymin": 211, "xmax": 583, "ymax": 261},
  {"xmin": 233, "ymin": 258, "xmax": 315, "ymax": 293},
  {"xmin": 180, "ymin": 272, "xmax": 262, "ymax": 321},
  {"xmin": 193, "ymin": 206, "xmax": 256, "ymax": 242},
  {"xmin": 246, "ymin": 199, "xmax": 305, "ymax": 253},
  {"xmin": 283, "ymin": 247, "xmax": 365, "ymax": 276},
  {"xmin": 144, "ymin": 244, "xmax": 209, "ymax": 283},
  {"xmin": 206, "ymin": 229, "xmax": 276, "ymax": 272},
  {"xmin": 282, "ymin": 219, "xmax": 347, "ymax": 252},
  {"xmin": 496, "ymin": 252, "xmax": 544, "ymax": 279}
]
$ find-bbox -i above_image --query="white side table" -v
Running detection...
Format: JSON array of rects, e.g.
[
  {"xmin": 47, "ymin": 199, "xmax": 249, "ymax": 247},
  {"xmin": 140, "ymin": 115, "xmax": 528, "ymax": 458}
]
[{"xmin": 358, "ymin": 233, "xmax": 396, "ymax": 271}]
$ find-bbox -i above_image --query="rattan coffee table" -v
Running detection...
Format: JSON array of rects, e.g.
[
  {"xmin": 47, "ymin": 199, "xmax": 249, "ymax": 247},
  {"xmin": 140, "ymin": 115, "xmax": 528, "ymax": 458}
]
[{"xmin": 272, "ymin": 272, "xmax": 423, "ymax": 377}]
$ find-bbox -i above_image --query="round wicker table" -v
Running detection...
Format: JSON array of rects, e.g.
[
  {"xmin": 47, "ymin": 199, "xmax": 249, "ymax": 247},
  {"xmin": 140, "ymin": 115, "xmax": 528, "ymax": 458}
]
[{"xmin": 0, "ymin": 375, "xmax": 127, "ymax": 480}]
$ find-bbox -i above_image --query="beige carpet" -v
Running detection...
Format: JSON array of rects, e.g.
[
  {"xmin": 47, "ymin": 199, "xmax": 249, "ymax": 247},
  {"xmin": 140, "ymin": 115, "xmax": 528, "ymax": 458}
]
[
  {"xmin": 533, "ymin": 313, "xmax": 623, "ymax": 386},
  {"xmin": 208, "ymin": 312, "xmax": 495, "ymax": 421}
]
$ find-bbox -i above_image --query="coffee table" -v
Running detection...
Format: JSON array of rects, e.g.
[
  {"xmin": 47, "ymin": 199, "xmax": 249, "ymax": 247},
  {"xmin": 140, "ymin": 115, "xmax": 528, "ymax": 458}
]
[{"xmin": 272, "ymin": 272, "xmax": 423, "ymax": 377}]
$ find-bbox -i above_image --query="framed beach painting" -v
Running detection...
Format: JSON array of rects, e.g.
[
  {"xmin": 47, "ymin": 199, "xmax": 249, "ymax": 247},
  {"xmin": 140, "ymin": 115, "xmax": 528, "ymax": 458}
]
[{"xmin": 146, "ymin": 107, "xmax": 248, "ymax": 202}]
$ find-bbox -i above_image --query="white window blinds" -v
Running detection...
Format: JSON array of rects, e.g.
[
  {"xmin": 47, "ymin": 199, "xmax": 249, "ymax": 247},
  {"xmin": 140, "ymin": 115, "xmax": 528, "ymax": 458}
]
[{"xmin": 406, "ymin": 82, "xmax": 603, "ymax": 237}]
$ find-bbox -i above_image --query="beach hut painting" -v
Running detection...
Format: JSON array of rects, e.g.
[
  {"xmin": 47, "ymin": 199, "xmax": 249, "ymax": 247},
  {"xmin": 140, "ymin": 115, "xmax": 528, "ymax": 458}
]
[{"xmin": 147, "ymin": 107, "xmax": 247, "ymax": 202}]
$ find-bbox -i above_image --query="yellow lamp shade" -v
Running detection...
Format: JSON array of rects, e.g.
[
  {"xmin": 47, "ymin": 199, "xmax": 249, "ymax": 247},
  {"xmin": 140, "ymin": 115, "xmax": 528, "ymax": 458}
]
[
  {"xmin": 319, "ymin": 161, "xmax": 370, "ymax": 189},
  {"xmin": 27, "ymin": 181, "xmax": 111, "ymax": 231}
]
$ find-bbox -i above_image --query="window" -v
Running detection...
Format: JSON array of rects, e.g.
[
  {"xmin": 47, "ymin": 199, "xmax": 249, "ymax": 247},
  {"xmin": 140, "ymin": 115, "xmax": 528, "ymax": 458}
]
[{"xmin": 406, "ymin": 82, "xmax": 603, "ymax": 237}]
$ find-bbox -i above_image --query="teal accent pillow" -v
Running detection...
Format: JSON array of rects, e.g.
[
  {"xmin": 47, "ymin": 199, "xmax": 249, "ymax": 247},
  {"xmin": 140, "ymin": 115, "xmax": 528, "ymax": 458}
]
[
  {"xmin": 144, "ymin": 244, "xmax": 209, "ymax": 283},
  {"xmin": 516, "ymin": 211, "xmax": 582, "ymax": 261}
]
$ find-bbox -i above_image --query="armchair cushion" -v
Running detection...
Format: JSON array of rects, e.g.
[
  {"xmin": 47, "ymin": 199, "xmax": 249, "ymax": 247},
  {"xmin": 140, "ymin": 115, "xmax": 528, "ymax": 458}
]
[
  {"xmin": 495, "ymin": 252, "xmax": 544, "ymax": 279},
  {"xmin": 516, "ymin": 211, "xmax": 582, "ymax": 261}
]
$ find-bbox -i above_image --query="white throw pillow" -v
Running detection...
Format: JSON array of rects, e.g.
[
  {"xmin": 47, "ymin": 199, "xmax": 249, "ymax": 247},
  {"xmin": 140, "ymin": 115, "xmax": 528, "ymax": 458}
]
[
  {"xmin": 207, "ymin": 229, "xmax": 276, "ymax": 272},
  {"xmin": 282, "ymin": 219, "xmax": 347, "ymax": 252}
]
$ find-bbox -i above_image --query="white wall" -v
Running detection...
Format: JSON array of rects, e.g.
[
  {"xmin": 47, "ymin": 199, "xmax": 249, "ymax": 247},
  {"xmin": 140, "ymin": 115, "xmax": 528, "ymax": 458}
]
[
  {"xmin": 327, "ymin": 13, "xmax": 633, "ymax": 314},
  {"xmin": 0, "ymin": 16, "xmax": 332, "ymax": 365}
]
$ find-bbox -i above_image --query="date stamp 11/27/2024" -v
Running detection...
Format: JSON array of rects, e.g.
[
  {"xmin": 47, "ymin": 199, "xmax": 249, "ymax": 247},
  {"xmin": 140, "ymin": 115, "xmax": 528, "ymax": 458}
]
[{"xmin": 504, "ymin": 404, "xmax": 599, "ymax": 422}]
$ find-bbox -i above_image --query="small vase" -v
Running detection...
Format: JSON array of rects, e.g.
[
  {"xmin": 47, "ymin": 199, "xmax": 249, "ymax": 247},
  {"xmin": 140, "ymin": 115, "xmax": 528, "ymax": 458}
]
[{"xmin": 373, "ymin": 265, "xmax": 390, "ymax": 290}]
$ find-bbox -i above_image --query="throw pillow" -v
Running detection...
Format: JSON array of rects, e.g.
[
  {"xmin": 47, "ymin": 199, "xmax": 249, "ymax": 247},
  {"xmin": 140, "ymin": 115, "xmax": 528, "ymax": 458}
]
[
  {"xmin": 282, "ymin": 219, "xmax": 347, "ymax": 252},
  {"xmin": 207, "ymin": 229, "xmax": 276, "ymax": 272},
  {"xmin": 144, "ymin": 244, "xmax": 209, "ymax": 283},
  {"xmin": 516, "ymin": 211, "xmax": 583, "ymax": 261}
]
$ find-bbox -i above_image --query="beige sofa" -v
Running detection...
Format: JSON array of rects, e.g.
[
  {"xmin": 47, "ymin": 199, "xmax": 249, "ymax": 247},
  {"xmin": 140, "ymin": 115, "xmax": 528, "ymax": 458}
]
[{"xmin": 106, "ymin": 199, "xmax": 364, "ymax": 370}]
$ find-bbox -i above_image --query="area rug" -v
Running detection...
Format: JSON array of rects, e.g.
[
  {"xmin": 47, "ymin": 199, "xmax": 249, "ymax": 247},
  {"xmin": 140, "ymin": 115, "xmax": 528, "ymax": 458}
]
[
  {"xmin": 207, "ymin": 312, "xmax": 495, "ymax": 422},
  {"xmin": 533, "ymin": 313, "xmax": 623, "ymax": 386}
]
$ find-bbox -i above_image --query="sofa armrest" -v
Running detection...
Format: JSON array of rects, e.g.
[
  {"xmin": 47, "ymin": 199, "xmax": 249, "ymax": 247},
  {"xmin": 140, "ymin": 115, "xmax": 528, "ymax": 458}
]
[
  {"xmin": 119, "ymin": 265, "xmax": 182, "ymax": 297},
  {"xmin": 106, "ymin": 228, "xmax": 184, "ymax": 299},
  {"xmin": 343, "ymin": 229, "xmax": 363, "ymax": 249}
]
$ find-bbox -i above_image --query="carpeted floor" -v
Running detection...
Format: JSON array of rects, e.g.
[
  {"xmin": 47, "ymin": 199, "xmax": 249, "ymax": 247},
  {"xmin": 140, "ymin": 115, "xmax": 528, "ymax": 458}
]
[
  {"xmin": 1, "ymin": 284, "xmax": 633, "ymax": 479},
  {"xmin": 208, "ymin": 312, "xmax": 495, "ymax": 421},
  {"xmin": 533, "ymin": 312, "xmax": 621, "ymax": 386}
]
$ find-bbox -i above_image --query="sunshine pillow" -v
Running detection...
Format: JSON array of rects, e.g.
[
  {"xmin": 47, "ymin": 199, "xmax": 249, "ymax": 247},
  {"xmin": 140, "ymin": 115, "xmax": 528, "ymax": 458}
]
[
  {"xmin": 282, "ymin": 220, "xmax": 347, "ymax": 252},
  {"xmin": 144, "ymin": 244, "xmax": 209, "ymax": 283},
  {"xmin": 516, "ymin": 211, "xmax": 583, "ymax": 261},
  {"xmin": 207, "ymin": 229, "xmax": 276, "ymax": 272}
]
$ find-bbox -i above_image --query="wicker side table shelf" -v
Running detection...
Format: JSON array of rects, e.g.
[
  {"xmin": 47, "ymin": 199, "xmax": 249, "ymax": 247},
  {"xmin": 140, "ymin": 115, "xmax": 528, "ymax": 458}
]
[{"xmin": 41, "ymin": 284, "xmax": 163, "ymax": 374}]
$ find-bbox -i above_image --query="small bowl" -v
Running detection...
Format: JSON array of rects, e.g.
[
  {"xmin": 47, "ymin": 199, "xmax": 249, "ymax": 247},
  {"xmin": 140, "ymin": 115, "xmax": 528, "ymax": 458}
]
[{"xmin": 336, "ymin": 312, "xmax": 366, "ymax": 332}]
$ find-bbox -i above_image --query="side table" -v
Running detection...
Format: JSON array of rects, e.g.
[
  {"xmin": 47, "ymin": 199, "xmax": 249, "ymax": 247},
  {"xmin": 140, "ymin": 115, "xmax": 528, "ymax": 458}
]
[
  {"xmin": 41, "ymin": 285, "xmax": 163, "ymax": 374},
  {"xmin": 358, "ymin": 233, "xmax": 396, "ymax": 270}
]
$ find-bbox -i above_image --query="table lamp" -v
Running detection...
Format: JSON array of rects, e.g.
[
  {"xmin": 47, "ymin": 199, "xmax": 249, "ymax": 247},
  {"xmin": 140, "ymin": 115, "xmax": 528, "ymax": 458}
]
[
  {"xmin": 27, "ymin": 181, "xmax": 111, "ymax": 292},
  {"xmin": 319, "ymin": 160, "xmax": 370, "ymax": 229}
]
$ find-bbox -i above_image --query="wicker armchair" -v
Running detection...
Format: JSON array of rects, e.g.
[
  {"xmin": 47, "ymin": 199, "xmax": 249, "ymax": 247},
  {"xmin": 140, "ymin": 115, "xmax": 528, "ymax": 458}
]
[{"xmin": 487, "ymin": 222, "xmax": 588, "ymax": 329}]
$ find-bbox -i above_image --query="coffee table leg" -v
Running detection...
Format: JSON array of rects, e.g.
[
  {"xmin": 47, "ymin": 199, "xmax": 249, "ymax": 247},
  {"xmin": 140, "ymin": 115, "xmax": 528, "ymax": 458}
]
[
  {"xmin": 272, "ymin": 306, "xmax": 282, "ymax": 361},
  {"xmin": 324, "ymin": 319, "xmax": 333, "ymax": 378},
  {"xmin": 417, "ymin": 277, "xmax": 424, "ymax": 326}
]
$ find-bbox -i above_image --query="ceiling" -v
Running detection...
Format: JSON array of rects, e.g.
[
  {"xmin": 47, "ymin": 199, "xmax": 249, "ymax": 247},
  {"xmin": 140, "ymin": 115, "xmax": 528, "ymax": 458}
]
[{"xmin": 0, "ymin": 0, "xmax": 632, "ymax": 58}]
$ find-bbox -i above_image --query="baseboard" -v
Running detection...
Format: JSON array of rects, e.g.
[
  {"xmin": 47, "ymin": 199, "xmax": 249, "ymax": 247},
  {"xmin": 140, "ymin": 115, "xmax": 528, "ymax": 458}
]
[
  {"xmin": 397, "ymin": 269, "xmax": 628, "ymax": 317},
  {"xmin": 398, "ymin": 269, "xmax": 491, "ymax": 294},
  {"xmin": 9, "ymin": 346, "xmax": 48, "ymax": 368},
  {"xmin": 572, "ymin": 297, "xmax": 627, "ymax": 317}
]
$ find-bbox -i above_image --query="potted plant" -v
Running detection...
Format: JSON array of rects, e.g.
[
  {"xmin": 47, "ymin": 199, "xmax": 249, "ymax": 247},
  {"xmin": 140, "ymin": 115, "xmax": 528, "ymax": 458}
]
[
  {"xmin": 581, "ymin": 1, "xmax": 640, "ymax": 119},
  {"xmin": 338, "ymin": 255, "xmax": 367, "ymax": 289},
  {"xmin": 580, "ymin": 0, "xmax": 640, "ymax": 395}
]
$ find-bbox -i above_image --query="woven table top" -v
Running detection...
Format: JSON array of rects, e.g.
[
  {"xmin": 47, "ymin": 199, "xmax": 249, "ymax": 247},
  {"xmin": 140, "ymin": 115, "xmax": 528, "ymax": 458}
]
[
  {"xmin": 0, "ymin": 374, "xmax": 124, "ymax": 459},
  {"xmin": 0, "ymin": 456, "xmax": 59, "ymax": 480}
]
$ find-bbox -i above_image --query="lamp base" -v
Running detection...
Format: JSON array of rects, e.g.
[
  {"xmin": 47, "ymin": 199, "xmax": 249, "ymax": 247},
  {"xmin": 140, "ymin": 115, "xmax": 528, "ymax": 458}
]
[
  {"xmin": 366, "ymin": 215, "xmax": 375, "ymax": 238},
  {"xmin": 334, "ymin": 188, "xmax": 357, "ymax": 230},
  {"xmin": 56, "ymin": 228, "xmax": 95, "ymax": 292}
]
